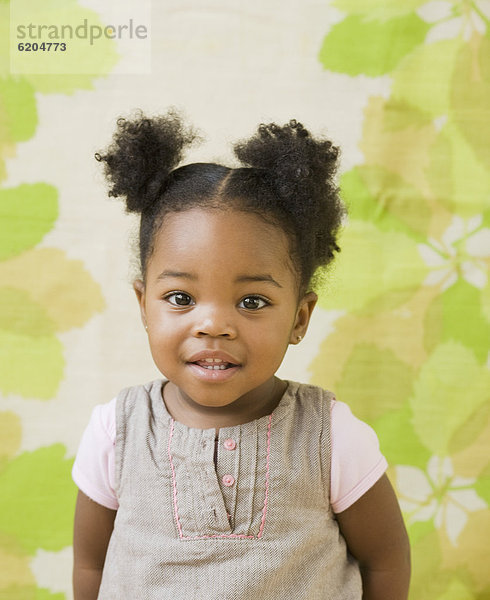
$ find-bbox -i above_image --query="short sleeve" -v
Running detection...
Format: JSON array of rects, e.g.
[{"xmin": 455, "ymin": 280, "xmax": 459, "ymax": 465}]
[
  {"xmin": 330, "ymin": 399, "xmax": 388, "ymax": 514},
  {"xmin": 72, "ymin": 397, "xmax": 119, "ymax": 510}
]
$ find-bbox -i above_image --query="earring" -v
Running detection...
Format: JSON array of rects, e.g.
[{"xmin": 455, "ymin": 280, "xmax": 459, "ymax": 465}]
[{"xmin": 297, "ymin": 335, "xmax": 302, "ymax": 342}]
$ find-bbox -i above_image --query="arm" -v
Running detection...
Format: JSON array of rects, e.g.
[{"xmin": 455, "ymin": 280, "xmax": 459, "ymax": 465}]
[
  {"xmin": 336, "ymin": 474, "xmax": 411, "ymax": 600},
  {"xmin": 73, "ymin": 490, "xmax": 117, "ymax": 600}
]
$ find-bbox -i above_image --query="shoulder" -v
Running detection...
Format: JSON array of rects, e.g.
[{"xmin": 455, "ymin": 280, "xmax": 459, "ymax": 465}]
[
  {"xmin": 330, "ymin": 398, "xmax": 378, "ymax": 436},
  {"xmin": 113, "ymin": 379, "xmax": 170, "ymax": 449},
  {"xmin": 111, "ymin": 379, "xmax": 166, "ymax": 426},
  {"xmin": 75, "ymin": 378, "xmax": 165, "ymax": 462},
  {"xmin": 286, "ymin": 380, "xmax": 335, "ymax": 411},
  {"xmin": 85, "ymin": 396, "xmax": 117, "ymax": 443},
  {"xmin": 115, "ymin": 378, "xmax": 165, "ymax": 409},
  {"xmin": 330, "ymin": 399, "xmax": 386, "ymax": 458},
  {"xmin": 286, "ymin": 382, "xmax": 388, "ymax": 513},
  {"xmin": 330, "ymin": 399, "xmax": 388, "ymax": 513},
  {"xmin": 72, "ymin": 397, "xmax": 118, "ymax": 509},
  {"xmin": 85, "ymin": 379, "xmax": 163, "ymax": 435},
  {"xmin": 287, "ymin": 380, "xmax": 380, "ymax": 434},
  {"xmin": 280, "ymin": 381, "xmax": 336, "ymax": 436}
]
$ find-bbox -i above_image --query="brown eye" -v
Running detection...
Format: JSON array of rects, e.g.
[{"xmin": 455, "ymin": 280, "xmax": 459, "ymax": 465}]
[
  {"xmin": 239, "ymin": 296, "xmax": 269, "ymax": 310},
  {"xmin": 165, "ymin": 292, "xmax": 194, "ymax": 307}
]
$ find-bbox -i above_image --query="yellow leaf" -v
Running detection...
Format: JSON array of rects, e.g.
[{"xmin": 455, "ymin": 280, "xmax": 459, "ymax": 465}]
[
  {"xmin": 0, "ymin": 412, "xmax": 22, "ymax": 464},
  {"xmin": 0, "ymin": 248, "xmax": 105, "ymax": 330},
  {"xmin": 360, "ymin": 96, "xmax": 438, "ymax": 199}
]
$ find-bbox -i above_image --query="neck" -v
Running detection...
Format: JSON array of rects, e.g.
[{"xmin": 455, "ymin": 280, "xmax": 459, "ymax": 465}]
[{"xmin": 162, "ymin": 377, "xmax": 287, "ymax": 430}]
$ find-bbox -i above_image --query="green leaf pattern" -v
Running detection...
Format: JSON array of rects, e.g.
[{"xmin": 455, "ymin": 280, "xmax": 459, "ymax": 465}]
[
  {"xmin": 317, "ymin": 1, "xmax": 490, "ymax": 597},
  {"xmin": 0, "ymin": 0, "xmax": 488, "ymax": 597},
  {"xmin": 0, "ymin": 0, "xmax": 113, "ymax": 595}
]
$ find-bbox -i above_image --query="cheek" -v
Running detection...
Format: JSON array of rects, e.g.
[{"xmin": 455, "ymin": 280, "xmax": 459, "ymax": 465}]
[
  {"xmin": 146, "ymin": 303, "xmax": 178, "ymax": 326},
  {"xmin": 149, "ymin": 322, "xmax": 182, "ymax": 344},
  {"xmin": 250, "ymin": 319, "xmax": 294, "ymax": 352}
]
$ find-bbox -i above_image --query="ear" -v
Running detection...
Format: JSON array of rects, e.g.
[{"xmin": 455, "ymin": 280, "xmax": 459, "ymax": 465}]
[
  {"xmin": 290, "ymin": 291, "xmax": 318, "ymax": 344},
  {"xmin": 133, "ymin": 279, "xmax": 148, "ymax": 330}
]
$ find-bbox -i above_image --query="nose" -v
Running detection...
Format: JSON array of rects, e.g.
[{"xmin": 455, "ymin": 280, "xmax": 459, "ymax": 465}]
[{"xmin": 192, "ymin": 304, "xmax": 237, "ymax": 339}]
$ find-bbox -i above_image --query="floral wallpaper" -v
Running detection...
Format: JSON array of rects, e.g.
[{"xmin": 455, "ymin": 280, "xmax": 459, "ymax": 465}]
[
  {"xmin": 0, "ymin": 0, "xmax": 488, "ymax": 598},
  {"xmin": 0, "ymin": 0, "xmax": 113, "ymax": 596},
  {"xmin": 315, "ymin": 1, "xmax": 490, "ymax": 598}
]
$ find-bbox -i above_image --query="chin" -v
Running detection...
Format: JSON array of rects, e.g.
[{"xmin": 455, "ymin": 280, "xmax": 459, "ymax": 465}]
[{"xmin": 189, "ymin": 390, "xmax": 240, "ymax": 409}]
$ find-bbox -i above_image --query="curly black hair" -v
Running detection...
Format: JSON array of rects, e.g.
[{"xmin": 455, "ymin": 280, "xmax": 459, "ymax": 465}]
[{"xmin": 96, "ymin": 109, "xmax": 344, "ymax": 293}]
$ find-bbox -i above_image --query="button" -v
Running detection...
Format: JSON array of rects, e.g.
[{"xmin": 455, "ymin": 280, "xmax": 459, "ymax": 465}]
[
  {"xmin": 223, "ymin": 438, "xmax": 236, "ymax": 451},
  {"xmin": 222, "ymin": 474, "xmax": 235, "ymax": 487}
]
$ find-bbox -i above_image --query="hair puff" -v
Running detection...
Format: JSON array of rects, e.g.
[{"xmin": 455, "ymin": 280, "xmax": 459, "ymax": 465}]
[
  {"xmin": 231, "ymin": 119, "xmax": 343, "ymax": 284},
  {"xmin": 97, "ymin": 111, "xmax": 344, "ymax": 291},
  {"xmin": 233, "ymin": 119, "xmax": 339, "ymax": 202},
  {"xmin": 95, "ymin": 109, "xmax": 200, "ymax": 213}
]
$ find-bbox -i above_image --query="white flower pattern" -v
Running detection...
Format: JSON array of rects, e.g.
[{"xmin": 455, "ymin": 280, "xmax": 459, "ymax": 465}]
[
  {"xmin": 395, "ymin": 456, "xmax": 487, "ymax": 545},
  {"xmin": 418, "ymin": 215, "xmax": 490, "ymax": 291},
  {"xmin": 417, "ymin": 0, "xmax": 490, "ymax": 43}
]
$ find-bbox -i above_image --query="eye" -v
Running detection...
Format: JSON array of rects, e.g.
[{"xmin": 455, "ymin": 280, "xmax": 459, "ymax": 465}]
[
  {"xmin": 238, "ymin": 296, "xmax": 269, "ymax": 311},
  {"xmin": 164, "ymin": 292, "xmax": 194, "ymax": 307}
]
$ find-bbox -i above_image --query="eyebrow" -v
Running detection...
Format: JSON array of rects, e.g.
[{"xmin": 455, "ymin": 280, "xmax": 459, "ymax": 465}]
[
  {"xmin": 235, "ymin": 274, "xmax": 283, "ymax": 288},
  {"xmin": 156, "ymin": 270, "xmax": 282, "ymax": 288},
  {"xmin": 157, "ymin": 270, "xmax": 197, "ymax": 281}
]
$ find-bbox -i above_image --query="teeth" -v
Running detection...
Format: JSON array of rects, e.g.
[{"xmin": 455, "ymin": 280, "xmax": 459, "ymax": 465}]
[{"xmin": 193, "ymin": 357, "xmax": 237, "ymax": 370}]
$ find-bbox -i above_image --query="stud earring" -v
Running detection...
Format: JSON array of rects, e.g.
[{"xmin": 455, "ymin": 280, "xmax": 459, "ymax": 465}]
[{"xmin": 297, "ymin": 335, "xmax": 302, "ymax": 342}]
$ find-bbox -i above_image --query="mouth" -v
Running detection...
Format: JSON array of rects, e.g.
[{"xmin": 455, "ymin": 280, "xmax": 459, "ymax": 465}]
[
  {"xmin": 186, "ymin": 353, "xmax": 242, "ymax": 382},
  {"xmin": 192, "ymin": 358, "xmax": 238, "ymax": 371}
]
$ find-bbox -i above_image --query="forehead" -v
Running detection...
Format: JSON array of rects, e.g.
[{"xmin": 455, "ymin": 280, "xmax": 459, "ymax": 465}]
[{"xmin": 148, "ymin": 208, "xmax": 294, "ymax": 280}]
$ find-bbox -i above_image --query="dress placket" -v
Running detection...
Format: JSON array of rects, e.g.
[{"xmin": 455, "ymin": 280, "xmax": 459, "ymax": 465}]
[
  {"xmin": 167, "ymin": 423, "xmax": 232, "ymax": 538},
  {"xmin": 215, "ymin": 427, "xmax": 242, "ymax": 529},
  {"xmin": 167, "ymin": 416, "xmax": 270, "ymax": 539}
]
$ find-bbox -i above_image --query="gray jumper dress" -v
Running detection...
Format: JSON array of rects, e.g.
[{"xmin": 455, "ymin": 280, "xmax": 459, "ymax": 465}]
[{"xmin": 97, "ymin": 379, "xmax": 362, "ymax": 599}]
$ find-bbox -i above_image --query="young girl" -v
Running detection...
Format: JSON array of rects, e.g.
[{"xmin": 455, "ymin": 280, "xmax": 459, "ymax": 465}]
[{"xmin": 72, "ymin": 111, "xmax": 410, "ymax": 599}]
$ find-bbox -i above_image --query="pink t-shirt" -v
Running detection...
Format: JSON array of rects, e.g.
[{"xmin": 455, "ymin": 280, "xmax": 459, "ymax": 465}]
[{"xmin": 73, "ymin": 396, "xmax": 387, "ymax": 514}]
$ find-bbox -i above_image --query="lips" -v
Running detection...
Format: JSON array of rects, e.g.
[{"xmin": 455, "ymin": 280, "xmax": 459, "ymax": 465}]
[
  {"xmin": 186, "ymin": 351, "xmax": 242, "ymax": 381},
  {"xmin": 194, "ymin": 358, "xmax": 236, "ymax": 371},
  {"xmin": 187, "ymin": 350, "xmax": 241, "ymax": 368}
]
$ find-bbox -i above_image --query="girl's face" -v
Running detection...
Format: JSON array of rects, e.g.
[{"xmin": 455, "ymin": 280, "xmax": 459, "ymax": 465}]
[{"xmin": 134, "ymin": 208, "xmax": 317, "ymax": 413}]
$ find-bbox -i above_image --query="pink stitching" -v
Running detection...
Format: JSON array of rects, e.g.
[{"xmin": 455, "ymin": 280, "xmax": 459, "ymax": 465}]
[
  {"xmin": 257, "ymin": 413, "xmax": 272, "ymax": 538},
  {"xmin": 180, "ymin": 533, "xmax": 256, "ymax": 540},
  {"xmin": 168, "ymin": 413, "xmax": 272, "ymax": 540},
  {"xmin": 167, "ymin": 419, "xmax": 184, "ymax": 539}
]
